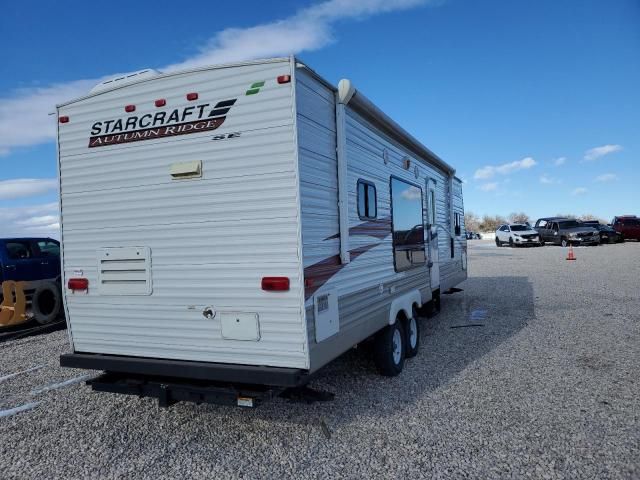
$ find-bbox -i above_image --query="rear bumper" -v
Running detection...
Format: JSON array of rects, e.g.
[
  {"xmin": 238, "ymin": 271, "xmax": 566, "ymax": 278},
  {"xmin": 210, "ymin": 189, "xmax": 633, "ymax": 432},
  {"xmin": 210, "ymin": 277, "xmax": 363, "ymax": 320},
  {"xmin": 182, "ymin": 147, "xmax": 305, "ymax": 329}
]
[{"xmin": 60, "ymin": 352, "xmax": 309, "ymax": 388}]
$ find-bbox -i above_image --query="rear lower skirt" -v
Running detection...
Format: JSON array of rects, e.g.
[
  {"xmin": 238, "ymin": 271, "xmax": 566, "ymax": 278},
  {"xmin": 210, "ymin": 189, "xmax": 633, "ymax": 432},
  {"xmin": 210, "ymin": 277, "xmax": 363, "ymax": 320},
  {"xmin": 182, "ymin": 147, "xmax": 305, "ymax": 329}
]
[{"xmin": 60, "ymin": 353, "xmax": 308, "ymax": 387}]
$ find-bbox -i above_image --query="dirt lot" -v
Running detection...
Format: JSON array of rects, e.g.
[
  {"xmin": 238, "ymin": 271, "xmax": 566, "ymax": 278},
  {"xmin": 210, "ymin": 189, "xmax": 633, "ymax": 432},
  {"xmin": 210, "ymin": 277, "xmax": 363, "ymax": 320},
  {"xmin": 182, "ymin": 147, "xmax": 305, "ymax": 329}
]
[{"xmin": 1, "ymin": 241, "xmax": 638, "ymax": 479}]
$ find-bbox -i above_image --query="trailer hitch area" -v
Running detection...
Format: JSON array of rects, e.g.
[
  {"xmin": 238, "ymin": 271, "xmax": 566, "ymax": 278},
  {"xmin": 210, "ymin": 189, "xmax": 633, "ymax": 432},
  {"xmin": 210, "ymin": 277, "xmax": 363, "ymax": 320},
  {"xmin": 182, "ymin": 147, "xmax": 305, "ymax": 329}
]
[{"xmin": 87, "ymin": 373, "xmax": 281, "ymax": 409}]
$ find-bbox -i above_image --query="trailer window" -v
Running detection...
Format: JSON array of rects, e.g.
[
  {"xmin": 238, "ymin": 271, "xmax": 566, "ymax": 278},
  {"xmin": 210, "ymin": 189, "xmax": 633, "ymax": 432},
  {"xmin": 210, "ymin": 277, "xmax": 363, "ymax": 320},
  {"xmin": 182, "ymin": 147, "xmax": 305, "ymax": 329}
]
[
  {"xmin": 391, "ymin": 178, "xmax": 425, "ymax": 272},
  {"xmin": 454, "ymin": 212, "xmax": 461, "ymax": 236},
  {"xmin": 357, "ymin": 180, "xmax": 377, "ymax": 219}
]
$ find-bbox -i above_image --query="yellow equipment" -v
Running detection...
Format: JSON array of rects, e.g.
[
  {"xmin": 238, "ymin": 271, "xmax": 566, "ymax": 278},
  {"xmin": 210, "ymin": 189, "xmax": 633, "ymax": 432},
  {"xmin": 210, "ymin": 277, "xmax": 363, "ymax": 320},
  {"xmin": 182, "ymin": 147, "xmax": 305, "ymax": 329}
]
[{"xmin": 0, "ymin": 280, "xmax": 28, "ymax": 327}]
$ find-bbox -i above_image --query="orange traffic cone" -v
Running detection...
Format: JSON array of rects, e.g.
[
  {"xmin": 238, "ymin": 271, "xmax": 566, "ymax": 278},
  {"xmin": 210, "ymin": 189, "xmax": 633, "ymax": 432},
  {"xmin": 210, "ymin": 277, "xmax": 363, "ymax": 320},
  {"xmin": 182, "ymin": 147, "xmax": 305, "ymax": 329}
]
[{"xmin": 566, "ymin": 244, "xmax": 576, "ymax": 261}]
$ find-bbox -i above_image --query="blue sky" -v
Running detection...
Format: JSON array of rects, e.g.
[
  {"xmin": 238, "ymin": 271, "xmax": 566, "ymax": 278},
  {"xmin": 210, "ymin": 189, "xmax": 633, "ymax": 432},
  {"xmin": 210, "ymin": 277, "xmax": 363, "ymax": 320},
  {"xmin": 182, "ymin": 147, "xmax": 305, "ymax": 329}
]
[{"xmin": 1, "ymin": 0, "xmax": 638, "ymax": 236}]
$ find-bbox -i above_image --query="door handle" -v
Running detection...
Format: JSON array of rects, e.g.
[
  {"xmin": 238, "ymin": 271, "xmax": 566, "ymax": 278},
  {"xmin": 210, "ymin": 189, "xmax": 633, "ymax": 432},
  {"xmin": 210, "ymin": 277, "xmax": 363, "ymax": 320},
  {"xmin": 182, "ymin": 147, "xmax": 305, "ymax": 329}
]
[{"xmin": 5, "ymin": 265, "xmax": 16, "ymax": 270}]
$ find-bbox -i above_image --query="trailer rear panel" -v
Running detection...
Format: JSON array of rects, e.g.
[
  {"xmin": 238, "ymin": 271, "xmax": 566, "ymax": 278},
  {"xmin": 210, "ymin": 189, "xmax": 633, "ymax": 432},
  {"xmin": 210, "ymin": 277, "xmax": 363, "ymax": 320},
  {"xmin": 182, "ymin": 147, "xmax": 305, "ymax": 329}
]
[{"xmin": 58, "ymin": 59, "xmax": 309, "ymax": 369}]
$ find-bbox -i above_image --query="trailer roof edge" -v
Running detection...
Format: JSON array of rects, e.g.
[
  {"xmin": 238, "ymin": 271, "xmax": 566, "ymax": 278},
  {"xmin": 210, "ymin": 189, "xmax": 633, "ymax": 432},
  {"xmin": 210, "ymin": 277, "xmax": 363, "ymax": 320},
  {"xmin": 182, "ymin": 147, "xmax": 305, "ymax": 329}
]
[
  {"xmin": 56, "ymin": 57, "xmax": 292, "ymax": 108},
  {"xmin": 337, "ymin": 78, "xmax": 455, "ymax": 176}
]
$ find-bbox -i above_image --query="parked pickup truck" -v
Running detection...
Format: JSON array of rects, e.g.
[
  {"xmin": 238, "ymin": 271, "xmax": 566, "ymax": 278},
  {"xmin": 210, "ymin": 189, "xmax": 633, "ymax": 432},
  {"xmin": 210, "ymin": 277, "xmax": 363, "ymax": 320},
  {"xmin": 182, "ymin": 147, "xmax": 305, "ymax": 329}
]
[
  {"xmin": 611, "ymin": 215, "xmax": 640, "ymax": 241},
  {"xmin": 0, "ymin": 238, "xmax": 63, "ymax": 325},
  {"xmin": 534, "ymin": 218, "xmax": 600, "ymax": 247}
]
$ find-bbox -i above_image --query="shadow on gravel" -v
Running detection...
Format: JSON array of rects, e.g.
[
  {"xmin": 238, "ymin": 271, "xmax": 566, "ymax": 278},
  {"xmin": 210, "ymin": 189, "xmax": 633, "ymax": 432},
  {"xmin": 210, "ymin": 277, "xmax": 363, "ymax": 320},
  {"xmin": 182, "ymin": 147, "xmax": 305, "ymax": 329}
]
[
  {"xmin": 0, "ymin": 317, "xmax": 66, "ymax": 343},
  {"xmin": 216, "ymin": 275, "xmax": 535, "ymax": 430}
]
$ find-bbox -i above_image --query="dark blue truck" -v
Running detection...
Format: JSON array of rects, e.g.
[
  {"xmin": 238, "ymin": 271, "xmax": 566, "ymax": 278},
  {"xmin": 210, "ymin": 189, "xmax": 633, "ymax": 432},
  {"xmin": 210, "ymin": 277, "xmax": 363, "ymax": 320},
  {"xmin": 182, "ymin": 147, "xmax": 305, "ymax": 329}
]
[{"xmin": 0, "ymin": 238, "xmax": 63, "ymax": 326}]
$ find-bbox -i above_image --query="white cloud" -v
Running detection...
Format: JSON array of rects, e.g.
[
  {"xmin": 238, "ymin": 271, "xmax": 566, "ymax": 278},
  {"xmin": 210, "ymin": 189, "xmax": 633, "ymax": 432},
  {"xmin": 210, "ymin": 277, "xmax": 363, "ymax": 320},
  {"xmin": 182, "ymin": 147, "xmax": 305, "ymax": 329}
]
[
  {"xmin": 0, "ymin": 178, "xmax": 58, "ymax": 200},
  {"xmin": 571, "ymin": 187, "xmax": 587, "ymax": 196},
  {"xmin": 553, "ymin": 157, "xmax": 566, "ymax": 166},
  {"xmin": 479, "ymin": 182, "xmax": 498, "ymax": 192},
  {"xmin": 583, "ymin": 144, "xmax": 622, "ymax": 161},
  {"xmin": 595, "ymin": 173, "xmax": 617, "ymax": 182},
  {"xmin": 401, "ymin": 185, "xmax": 423, "ymax": 200},
  {"xmin": 474, "ymin": 157, "xmax": 536, "ymax": 180},
  {"xmin": 0, "ymin": 80, "xmax": 98, "ymax": 156},
  {"xmin": 14, "ymin": 215, "xmax": 59, "ymax": 227},
  {"xmin": 0, "ymin": 0, "xmax": 432, "ymax": 156},
  {"xmin": 166, "ymin": 0, "xmax": 429, "ymax": 71},
  {"xmin": 539, "ymin": 174, "xmax": 559, "ymax": 185},
  {"xmin": 0, "ymin": 203, "xmax": 59, "ymax": 238}
]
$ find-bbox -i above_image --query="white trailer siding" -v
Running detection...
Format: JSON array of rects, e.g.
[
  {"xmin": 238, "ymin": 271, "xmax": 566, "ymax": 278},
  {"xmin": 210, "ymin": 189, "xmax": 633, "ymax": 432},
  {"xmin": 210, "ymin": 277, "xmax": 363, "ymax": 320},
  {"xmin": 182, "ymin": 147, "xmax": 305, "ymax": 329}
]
[
  {"xmin": 295, "ymin": 67, "xmax": 458, "ymax": 371},
  {"xmin": 58, "ymin": 59, "xmax": 309, "ymax": 369}
]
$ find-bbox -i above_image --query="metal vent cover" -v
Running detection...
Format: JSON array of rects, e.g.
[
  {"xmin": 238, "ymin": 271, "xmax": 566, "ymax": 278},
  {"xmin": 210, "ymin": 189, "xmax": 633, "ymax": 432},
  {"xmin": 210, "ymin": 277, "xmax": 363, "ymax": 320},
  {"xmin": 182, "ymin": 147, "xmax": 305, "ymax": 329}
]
[{"xmin": 97, "ymin": 247, "xmax": 152, "ymax": 295}]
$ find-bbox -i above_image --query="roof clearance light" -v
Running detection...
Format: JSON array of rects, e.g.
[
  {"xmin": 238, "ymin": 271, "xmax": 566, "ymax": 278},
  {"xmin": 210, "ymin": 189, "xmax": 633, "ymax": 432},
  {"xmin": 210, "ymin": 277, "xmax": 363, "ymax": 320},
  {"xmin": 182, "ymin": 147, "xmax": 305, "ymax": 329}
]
[
  {"xmin": 68, "ymin": 278, "xmax": 89, "ymax": 291},
  {"xmin": 59, "ymin": 116, "xmax": 69, "ymax": 123},
  {"xmin": 155, "ymin": 99, "xmax": 166, "ymax": 107},
  {"xmin": 261, "ymin": 277, "xmax": 290, "ymax": 291},
  {"xmin": 186, "ymin": 92, "xmax": 198, "ymax": 101},
  {"xmin": 277, "ymin": 75, "xmax": 291, "ymax": 84},
  {"xmin": 125, "ymin": 104, "xmax": 136, "ymax": 112}
]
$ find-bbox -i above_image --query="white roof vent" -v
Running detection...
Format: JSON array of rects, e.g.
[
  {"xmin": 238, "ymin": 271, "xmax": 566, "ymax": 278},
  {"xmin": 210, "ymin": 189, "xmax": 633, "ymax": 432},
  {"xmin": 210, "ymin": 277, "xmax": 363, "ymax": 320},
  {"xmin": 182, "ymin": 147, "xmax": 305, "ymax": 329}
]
[{"xmin": 90, "ymin": 69, "xmax": 162, "ymax": 94}]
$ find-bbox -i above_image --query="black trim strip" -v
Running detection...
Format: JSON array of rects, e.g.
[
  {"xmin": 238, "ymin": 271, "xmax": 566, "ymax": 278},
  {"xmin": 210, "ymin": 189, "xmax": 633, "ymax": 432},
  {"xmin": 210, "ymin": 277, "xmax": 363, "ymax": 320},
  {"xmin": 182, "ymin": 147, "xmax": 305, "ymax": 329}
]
[{"xmin": 60, "ymin": 353, "xmax": 308, "ymax": 387}]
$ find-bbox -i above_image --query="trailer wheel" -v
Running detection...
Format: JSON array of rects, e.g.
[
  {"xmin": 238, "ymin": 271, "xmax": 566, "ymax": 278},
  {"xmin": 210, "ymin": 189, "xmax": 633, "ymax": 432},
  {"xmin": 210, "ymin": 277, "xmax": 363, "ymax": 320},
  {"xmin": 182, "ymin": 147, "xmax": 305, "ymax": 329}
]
[
  {"xmin": 404, "ymin": 313, "xmax": 420, "ymax": 359},
  {"xmin": 373, "ymin": 322, "xmax": 405, "ymax": 376},
  {"xmin": 32, "ymin": 281, "xmax": 62, "ymax": 325}
]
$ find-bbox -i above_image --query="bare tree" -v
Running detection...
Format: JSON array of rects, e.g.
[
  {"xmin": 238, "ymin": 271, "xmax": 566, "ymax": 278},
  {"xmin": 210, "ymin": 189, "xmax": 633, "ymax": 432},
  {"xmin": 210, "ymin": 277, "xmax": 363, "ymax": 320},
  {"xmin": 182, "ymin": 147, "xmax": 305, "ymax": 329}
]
[
  {"xmin": 464, "ymin": 211, "xmax": 480, "ymax": 231},
  {"xmin": 554, "ymin": 213, "xmax": 609, "ymax": 224},
  {"xmin": 479, "ymin": 214, "xmax": 507, "ymax": 232},
  {"xmin": 508, "ymin": 212, "xmax": 530, "ymax": 224},
  {"xmin": 578, "ymin": 213, "xmax": 608, "ymax": 224}
]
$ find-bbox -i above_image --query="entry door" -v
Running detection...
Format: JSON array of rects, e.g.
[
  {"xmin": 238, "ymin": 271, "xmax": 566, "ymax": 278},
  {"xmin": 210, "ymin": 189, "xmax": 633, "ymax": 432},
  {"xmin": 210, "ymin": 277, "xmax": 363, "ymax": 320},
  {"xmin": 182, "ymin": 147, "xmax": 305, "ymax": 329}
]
[{"xmin": 426, "ymin": 179, "xmax": 440, "ymax": 291}]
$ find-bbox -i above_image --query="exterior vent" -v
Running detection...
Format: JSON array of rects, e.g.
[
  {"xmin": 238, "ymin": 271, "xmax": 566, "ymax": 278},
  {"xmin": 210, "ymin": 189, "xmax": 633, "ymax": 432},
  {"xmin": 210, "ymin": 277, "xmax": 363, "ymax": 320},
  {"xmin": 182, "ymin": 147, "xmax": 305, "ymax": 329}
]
[
  {"xmin": 90, "ymin": 69, "xmax": 162, "ymax": 94},
  {"xmin": 97, "ymin": 247, "xmax": 152, "ymax": 296}
]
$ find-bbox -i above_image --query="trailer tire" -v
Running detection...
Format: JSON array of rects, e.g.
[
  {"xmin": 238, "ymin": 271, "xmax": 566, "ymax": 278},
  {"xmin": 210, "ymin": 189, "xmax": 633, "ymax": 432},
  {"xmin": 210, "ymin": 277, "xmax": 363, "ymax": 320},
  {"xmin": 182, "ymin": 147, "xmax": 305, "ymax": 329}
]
[
  {"xmin": 373, "ymin": 322, "xmax": 405, "ymax": 376},
  {"xmin": 32, "ymin": 281, "xmax": 62, "ymax": 325},
  {"xmin": 404, "ymin": 313, "xmax": 420, "ymax": 359}
]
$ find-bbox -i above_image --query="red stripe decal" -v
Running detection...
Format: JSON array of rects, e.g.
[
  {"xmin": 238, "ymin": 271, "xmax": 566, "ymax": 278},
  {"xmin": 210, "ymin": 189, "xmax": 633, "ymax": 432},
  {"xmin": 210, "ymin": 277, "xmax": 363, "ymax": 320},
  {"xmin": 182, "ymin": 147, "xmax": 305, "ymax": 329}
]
[{"xmin": 304, "ymin": 243, "xmax": 379, "ymax": 300}]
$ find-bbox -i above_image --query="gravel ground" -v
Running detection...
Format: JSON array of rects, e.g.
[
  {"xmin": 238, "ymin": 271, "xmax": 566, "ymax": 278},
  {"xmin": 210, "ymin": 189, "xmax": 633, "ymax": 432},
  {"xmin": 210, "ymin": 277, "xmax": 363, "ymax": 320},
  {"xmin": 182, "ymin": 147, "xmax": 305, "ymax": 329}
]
[{"xmin": 1, "ymin": 241, "xmax": 638, "ymax": 479}]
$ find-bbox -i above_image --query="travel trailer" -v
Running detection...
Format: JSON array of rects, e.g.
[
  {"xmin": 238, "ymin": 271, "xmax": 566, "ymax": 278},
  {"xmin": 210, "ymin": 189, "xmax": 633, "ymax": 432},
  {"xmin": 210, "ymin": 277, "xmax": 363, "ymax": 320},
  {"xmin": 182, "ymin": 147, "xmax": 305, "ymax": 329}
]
[{"xmin": 58, "ymin": 57, "xmax": 467, "ymax": 407}]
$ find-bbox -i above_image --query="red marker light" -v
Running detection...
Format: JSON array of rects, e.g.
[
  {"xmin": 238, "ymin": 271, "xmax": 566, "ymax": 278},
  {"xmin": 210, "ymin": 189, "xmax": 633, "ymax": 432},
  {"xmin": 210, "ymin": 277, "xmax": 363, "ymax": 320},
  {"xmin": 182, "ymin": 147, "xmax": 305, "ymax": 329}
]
[
  {"xmin": 155, "ymin": 99, "xmax": 166, "ymax": 107},
  {"xmin": 186, "ymin": 92, "xmax": 198, "ymax": 101},
  {"xmin": 125, "ymin": 104, "xmax": 136, "ymax": 112},
  {"xmin": 68, "ymin": 278, "xmax": 89, "ymax": 291},
  {"xmin": 59, "ymin": 116, "xmax": 69, "ymax": 123},
  {"xmin": 277, "ymin": 75, "xmax": 291, "ymax": 84},
  {"xmin": 261, "ymin": 277, "xmax": 290, "ymax": 291}
]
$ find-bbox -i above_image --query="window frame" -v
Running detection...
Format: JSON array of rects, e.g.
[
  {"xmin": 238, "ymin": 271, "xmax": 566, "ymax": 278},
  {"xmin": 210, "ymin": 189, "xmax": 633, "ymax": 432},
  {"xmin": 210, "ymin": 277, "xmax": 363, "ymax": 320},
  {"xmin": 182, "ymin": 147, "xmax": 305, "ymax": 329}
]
[
  {"xmin": 357, "ymin": 179, "xmax": 377, "ymax": 220},
  {"xmin": 389, "ymin": 175, "xmax": 426, "ymax": 273},
  {"xmin": 454, "ymin": 212, "xmax": 462, "ymax": 236}
]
